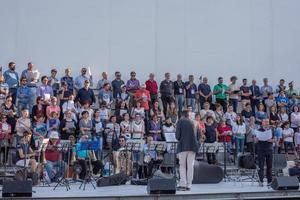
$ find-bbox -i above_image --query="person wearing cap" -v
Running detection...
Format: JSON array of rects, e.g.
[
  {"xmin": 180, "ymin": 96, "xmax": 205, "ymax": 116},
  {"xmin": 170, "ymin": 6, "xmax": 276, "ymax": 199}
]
[
  {"xmin": 3, "ymin": 62, "xmax": 19, "ymax": 104},
  {"xmin": 97, "ymin": 72, "xmax": 111, "ymax": 90},
  {"xmin": 37, "ymin": 76, "xmax": 54, "ymax": 104},
  {"xmin": 75, "ymin": 79, "xmax": 95, "ymax": 106},
  {"xmin": 48, "ymin": 69, "xmax": 60, "ymax": 97},
  {"xmin": 0, "ymin": 75, "xmax": 9, "ymax": 105},
  {"xmin": 44, "ymin": 131, "xmax": 67, "ymax": 182},
  {"xmin": 213, "ymin": 77, "xmax": 229, "ymax": 112},
  {"xmin": 111, "ymin": 71, "xmax": 125, "ymax": 99},
  {"xmin": 145, "ymin": 73, "xmax": 158, "ymax": 105},
  {"xmin": 98, "ymin": 83, "xmax": 113, "ymax": 108},
  {"xmin": 135, "ymin": 83, "xmax": 151, "ymax": 114},
  {"xmin": 60, "ymin": 68, "xmax": 74, "ymax": 93},
  {"xmin": 74, "ymin": 67, "xmax": 93, "ymax": 92}
]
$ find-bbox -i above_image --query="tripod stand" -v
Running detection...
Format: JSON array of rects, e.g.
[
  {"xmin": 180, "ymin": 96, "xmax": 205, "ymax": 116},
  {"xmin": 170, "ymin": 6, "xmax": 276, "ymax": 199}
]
[
  {"xmin": 78, "ymin": 140, "xmax": 100, "ymax": 190},
  {"xmin": 53, "ymin": 142, "xmax": 71, "ymax": 191}
]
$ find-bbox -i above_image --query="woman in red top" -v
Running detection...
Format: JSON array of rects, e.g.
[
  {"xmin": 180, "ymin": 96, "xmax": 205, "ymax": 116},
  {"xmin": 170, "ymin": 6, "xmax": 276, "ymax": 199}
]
[{"xmin": 217, "ymin": 119, "xmax": 233, "ymax": 153}]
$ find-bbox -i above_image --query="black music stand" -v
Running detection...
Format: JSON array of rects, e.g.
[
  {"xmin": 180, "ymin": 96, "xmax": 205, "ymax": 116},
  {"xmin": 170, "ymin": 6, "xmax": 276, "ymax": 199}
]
[
  {"xmin": 53, "ymin": 140, "xmax": 71, "ymax": 191},
  {"xmin": 78, "ymin": 141, "xmax": 100, "ymax": 190},
  {"xmin": 164, "ymin": 132, "xmax": 178, "ymax": 178}
]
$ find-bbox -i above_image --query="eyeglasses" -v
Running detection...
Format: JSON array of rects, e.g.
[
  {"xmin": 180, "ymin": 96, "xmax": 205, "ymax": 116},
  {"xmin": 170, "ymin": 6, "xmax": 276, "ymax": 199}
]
[{"xmin": 119, "ymin": 140, "xmax": 125, "ymax": 142}]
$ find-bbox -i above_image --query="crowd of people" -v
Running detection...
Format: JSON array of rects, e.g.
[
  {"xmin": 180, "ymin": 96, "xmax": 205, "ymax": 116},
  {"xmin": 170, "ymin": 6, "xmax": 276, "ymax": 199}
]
[{"xmin": 0, "ymin": 61, "xmax": 299, "ymax": 187}]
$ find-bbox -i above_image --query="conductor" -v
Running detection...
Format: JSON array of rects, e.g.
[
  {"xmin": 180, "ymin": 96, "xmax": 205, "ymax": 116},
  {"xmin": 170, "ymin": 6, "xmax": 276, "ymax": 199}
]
[{"xmin": 176, "ymin": 109, "xmax": 199, "ymax": 191}]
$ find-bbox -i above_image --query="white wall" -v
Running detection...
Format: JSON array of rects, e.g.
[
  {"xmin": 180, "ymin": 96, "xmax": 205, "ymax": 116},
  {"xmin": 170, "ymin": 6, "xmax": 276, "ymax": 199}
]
[{"xmin": 0, "ymin": 0, "xmax": 300, "ymax": 87}]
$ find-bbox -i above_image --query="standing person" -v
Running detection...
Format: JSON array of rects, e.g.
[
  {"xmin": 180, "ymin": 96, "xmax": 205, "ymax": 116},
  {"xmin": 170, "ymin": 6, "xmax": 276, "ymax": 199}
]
[
  {"xmin": 255, "ymin": 119, "xmax": 274, "ymax": 187},
  {"xmin": 185, "ymin": 75, "xmax": 197, "ymax": 112},
  {"xmin": 145, "ymin": 73, "xmax": 158, "ymax": 106},
  {"xmin": 111, "ymin": 71, "xmax": 125, "ymax": 100},
  {"xmin": 21, "ymin": 62, "xmax": 40, "ymax": 114},
  {"xmin": 0, "ymin": 75, "xmax": 9, "ymax": 105},
  {"xmin": 173, "ymin": 74, "xmax": 185, "ymax": 117},
  {"xmin": 240, "ymin": 78, "xmax": 252, "ymax": 110},
  {"xmin": 97, "ymin": 72, "xmax": 111, "ymax": 90},
  {"xmin": 160, "ymin": 72, "xmax": 174, "ymax": 116},
  {"xmin": 36, "ymin": 76, "xmax": 53, "ymax": 104},
  {"xmin": 232, "ymin": 115, "xmax": 246, "ymax": 155},
  {"xmin": 135, "ymin": 84, "xmax": 150, "ymax": 120},
  {"xmin": 3, "ymin": 62, "xmax": 19, "ymax": 104},
  {"xmin": 198, "ymin": 77, "xmax": 212, "ymax": 109},
  {"xmin": 213, "ymin": 77, "xmax": 229, "ymax": 112},
  {"xmin": 74, "ymin": 67, "xmax": 93, "ymax": 92},
  {"xmin": 48, "ymin": 69, "xmax": 60, "ymax": 97},
  {"xmin": 260, "ymin": 78, "xmax": 273, "ymax": 107},
  {"xmin": 249, "ymin": 79, "xmax": 261, "ymax": 114},
  {"xmin": 126, "ymin": 71, "xmax": 140, "ymax": 95},
  {"xmin": 16, "ymin": 77, "xmax": 31, "ymax": 116},
  {"xmin": 60, "ymin": 68, "xmax": 74, "ymax": 93},
  {"xmin": 75, "ymin": 80, "xmax": 96, "ymax": 106},
  {"xmin": 176, "ymin": 110, "xmax": 199, "ymax": 191},
  {"xmin": 228, "ymin": 76, "xmax": 239, "ymax": 113}
]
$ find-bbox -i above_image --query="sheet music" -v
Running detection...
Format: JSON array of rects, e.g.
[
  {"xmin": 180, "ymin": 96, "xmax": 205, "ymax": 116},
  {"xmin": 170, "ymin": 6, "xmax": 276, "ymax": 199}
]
[
  {"xmin": 255, "ymin": 129, "xmax": 272, "ymax": 141},
  {"xmin": 95, "ymin": 123, "xmax": 103, "ymax": 133},
  {"xmin": 164, "ymin": 132, "xmax": 178, "ymax": 142},
  {"xmin": 38, "ymin": 138, "xmax": 49, "ymax": 152}
]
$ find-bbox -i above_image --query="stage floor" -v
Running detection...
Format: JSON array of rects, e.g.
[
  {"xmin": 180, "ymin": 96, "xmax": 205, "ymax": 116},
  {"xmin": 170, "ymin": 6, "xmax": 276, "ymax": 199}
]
[{"xmin": 2, "ymin": 180, "xmax": 300, "ymax": 200}]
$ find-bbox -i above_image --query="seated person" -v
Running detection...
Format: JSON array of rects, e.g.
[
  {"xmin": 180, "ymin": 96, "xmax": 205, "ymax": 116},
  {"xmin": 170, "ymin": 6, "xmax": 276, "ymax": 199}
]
[
  {"xmin": 15, "ymin": 131, "xmax": 39, "ymax": 185},
  {"xmin": 148, "ymin": 115, "xmax": 162, "ymax": 141},
  {"xmin": 0, "ymin": 114, "xmax": 12, "ymax": 164},
  {"xmin": 73, "ymin": 134, "xmax": 103, "ymax": 180},
  {"xmin": 143, "ymin": 136, "xmax": 159, "ymax": 178},
  {"xmin": 44, "ymin": 131, "xmax": 67, "ymax": 182},
  {"xmin": 113, "ymin": 136, "xmax": 131, "ymax": 175}
]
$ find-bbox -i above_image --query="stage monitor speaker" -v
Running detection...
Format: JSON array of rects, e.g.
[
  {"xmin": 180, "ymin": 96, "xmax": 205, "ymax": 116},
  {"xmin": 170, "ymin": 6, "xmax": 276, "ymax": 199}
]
[
  {"xmin": 2, "ymin": 180, "xmax": 32, "ymax": 197},
  {"xmin": 271, "ymin": 176, "xmax": 299, "ymax": 190},
  {"xmin": 97, "ymin": 172, "xmax": 128, "ymax": 187},
  {"xmin": 147, "ymin": 178, "xmax": 176, "ymax": 194}
]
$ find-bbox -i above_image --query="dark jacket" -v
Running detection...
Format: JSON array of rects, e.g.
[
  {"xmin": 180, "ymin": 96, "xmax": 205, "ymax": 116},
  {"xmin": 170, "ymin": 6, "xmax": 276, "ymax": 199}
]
[{"xmin": 176, "ymin": 117, "xmax": 199, "ymax": 153}]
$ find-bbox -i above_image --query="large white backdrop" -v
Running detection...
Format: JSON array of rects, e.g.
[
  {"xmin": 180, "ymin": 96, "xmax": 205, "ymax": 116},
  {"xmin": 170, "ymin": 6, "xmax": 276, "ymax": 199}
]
[{"xmin": 1, "ymin": 0, "xmax": 300, "ymax": 86}]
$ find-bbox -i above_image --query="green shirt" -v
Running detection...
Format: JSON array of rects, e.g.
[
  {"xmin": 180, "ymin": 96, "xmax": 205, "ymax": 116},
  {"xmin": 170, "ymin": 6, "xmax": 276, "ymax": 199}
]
[{"xmin": 213, "ymin": 84, "xmax": 228, "ymax": 99}]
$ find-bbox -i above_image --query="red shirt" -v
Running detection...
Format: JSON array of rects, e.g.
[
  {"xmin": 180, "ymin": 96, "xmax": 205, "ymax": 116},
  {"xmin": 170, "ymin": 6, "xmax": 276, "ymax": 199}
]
[
  {"xmin": 135, "ymin": 89, "xmax": 151, "ymax": 110},
  {"xmin": 145, "ymin": 80, "xmax": 158, "ymax": 95},
  {"xmin": 45, "ymin": 140, "xmax": 61, "ymax": 162},
  {"xmin": 217, "ymin": 125, "xmax": 232, "ymax": 142}
]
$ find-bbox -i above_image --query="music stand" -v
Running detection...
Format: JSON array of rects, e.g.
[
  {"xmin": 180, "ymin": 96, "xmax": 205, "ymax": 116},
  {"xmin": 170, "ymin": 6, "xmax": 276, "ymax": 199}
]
[
  {"xmin": 53, "ymin": 140, "xmax": 71, "ymax": 191},
  {"xmin": 78, "ymin": 141, "xmax": 100, "ymax": 190},
  {"xmin": 163, "ymin": 132, "xmax": 178, "ymax": 177},
  {"xmin": 126, "ymin": 139, "xmax": 144, "ymax": 179},
  {"xmin": 36, "ymin": 139, "xmax": 50, "ymax": 187}
]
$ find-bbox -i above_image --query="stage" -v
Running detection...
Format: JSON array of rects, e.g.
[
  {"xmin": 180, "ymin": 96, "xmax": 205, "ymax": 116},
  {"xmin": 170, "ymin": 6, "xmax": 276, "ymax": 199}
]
[{"xmin": 2, "ymin": 181, "xmax": 300, "ymax": 200}]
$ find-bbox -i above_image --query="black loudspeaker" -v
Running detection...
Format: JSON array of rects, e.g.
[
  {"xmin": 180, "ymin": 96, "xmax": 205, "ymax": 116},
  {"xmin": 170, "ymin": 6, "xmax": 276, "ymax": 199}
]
[
  {"xmin": 97, "ymin": 172, "xmax": 128, "ymax": 187},
  {"xmin": 2, "ymin": 180, "xmax": 32, "ymax": 197},
  {"xmin": 271, "ymin": 176, "xmax": 299, "ymax": 190},
  {"xmin": 193, "ymin": 161, "xmax": 223, "ymax": 184},
  {"xmin": 147, "ymin": 173, "xmax": 176, "ymax": 195}
]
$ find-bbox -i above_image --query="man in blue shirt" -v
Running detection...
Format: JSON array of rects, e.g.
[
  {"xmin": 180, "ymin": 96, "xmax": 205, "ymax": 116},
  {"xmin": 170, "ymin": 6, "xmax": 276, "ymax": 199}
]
[
  {"xmin": 75, "ymin": 80, "xmax": 95, "ymax": 106},
  {"xmin": 21, "ymin": 62, "xmax": 40, "ymax": 114},
  {"xmin": 185, "ymin": 75, "xmax": 197, "ymax": 112},
  {"xmin": 3, "ymin": 62, "xmax": 19, "ymax": 104},
  {"xmin": 16, "ymin": 77, "xmax": 31, "ymax": 116},
  {"xmin": 74, "ymin": 67, "xmax": 93, "ymax": 92},
  {"xmin": 276, "ymin": 90, "xmax": 289, "ymax": 110}
]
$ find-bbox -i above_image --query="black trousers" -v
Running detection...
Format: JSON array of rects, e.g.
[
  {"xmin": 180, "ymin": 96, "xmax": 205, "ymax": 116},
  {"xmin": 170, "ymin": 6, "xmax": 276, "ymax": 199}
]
[
  {"xmin": 161, "ymin": 95, "xmax": 174, "ymax": 116},
  {"xmin": 216, "ymin": 98, "xmax": 227, "ymax": 112},
  {"xmin": 257, "ymin": 148, "xmax": 273, "ymax": 183}
]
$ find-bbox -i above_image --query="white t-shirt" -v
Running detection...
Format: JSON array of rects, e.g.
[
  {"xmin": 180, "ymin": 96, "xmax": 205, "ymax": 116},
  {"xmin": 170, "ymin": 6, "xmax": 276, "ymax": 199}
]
[
  {"xmin": 295, "ymin": 132, "xmax": 300, "ymax": 146},
  {"xmin": 291, "ymin": 112, "xmax": 300, "ymax": 128},
  {"xmin": 283, "ymin": 128, "xmax": 294, "ymax": 143}
]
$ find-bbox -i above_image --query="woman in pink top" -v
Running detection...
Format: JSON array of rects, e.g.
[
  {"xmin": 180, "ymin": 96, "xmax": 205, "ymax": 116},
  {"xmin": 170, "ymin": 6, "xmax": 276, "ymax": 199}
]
[{"xmin": 46, "ymin": 97, "xmax": 61, "ymax": 119}]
